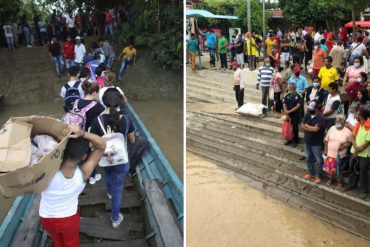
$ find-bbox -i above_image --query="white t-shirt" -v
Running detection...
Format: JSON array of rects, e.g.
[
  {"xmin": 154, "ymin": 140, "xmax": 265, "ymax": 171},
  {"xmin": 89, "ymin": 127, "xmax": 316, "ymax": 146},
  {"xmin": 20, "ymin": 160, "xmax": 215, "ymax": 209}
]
[
  {"xmin": 346, "ymin": 113, "xmax": 358, "ymax": 127},
  {"xmin": 3, "ymin": 25, "xmax": 13, "ymax": 37},
  {"xmin": 314, "ymin": 32, "xmax": 324, "ymax": 43},
  {"xmin": 351, "ymin": 42, "xmax": 366, "ymax": 56},
  {"xmin": 60, "ymin": 80, "xmax": 85, "ymax": 98},
  {"xmin": 39, "ymin": 167, "xmax": 85, "ymax": 218},
  {"xmin": 74, "ymin": 44, "xmax": 86, "ymax": 63},
  {"xmin": 66, "ymin": 16, "xmax": 75, "ymax": 28},
  {"xmin": 233, "ymin": 68, "xmax": 245, "ymax": 88},
  {"xmin": 323, "ymin": 94, "xmax": 341, "ymax": 119}
]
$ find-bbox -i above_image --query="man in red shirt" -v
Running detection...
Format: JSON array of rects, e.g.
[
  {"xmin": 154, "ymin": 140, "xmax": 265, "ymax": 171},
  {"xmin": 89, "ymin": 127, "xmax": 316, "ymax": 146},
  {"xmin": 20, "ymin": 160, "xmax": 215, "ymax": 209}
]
[{"xmin": 62, "ymin": 36, "xmax": 75, "ymax": 69}]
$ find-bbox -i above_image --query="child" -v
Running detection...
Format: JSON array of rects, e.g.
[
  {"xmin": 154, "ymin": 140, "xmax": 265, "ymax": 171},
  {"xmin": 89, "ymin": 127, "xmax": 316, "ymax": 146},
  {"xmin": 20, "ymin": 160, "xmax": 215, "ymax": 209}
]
[{"xmin": 95, "ymin": 66, "xmax": 105, "ymax": 88}]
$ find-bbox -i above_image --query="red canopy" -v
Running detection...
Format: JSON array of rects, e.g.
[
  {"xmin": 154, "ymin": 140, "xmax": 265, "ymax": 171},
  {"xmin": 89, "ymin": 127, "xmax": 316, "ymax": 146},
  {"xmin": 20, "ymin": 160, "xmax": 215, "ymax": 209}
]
[{"xmin": 344, "ymin": 21, "xmax": 370, "ymax": 28}]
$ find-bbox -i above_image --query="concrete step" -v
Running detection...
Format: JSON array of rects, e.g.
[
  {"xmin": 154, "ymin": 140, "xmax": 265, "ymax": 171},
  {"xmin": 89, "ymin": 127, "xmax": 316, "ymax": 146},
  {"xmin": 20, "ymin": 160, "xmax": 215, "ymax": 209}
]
[
  {"xmin": 186, "ymin": 90, "xmax": 221, "ymax": 104},
  {"xmin": 187, "ymin": 143, "xmax": 370, "ymax": 241},
  {"xmin": 186, "ymin": 88, "xmax": 235, "ymax": 104},
  {"xmin": 186, "ymin": 80, "xmax": 261, "ymax": 103}
]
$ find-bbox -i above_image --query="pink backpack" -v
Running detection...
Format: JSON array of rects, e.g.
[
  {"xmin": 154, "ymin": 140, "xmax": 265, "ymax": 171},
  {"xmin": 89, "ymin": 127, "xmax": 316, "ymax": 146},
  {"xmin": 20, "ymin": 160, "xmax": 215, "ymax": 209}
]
[
  {"xmin": 282, "ymin": 120, "xmax": 294, "ymax": 141},
  {"xmin": 63, "ymin": 99, "xmax": 97, "ymax": 129}
]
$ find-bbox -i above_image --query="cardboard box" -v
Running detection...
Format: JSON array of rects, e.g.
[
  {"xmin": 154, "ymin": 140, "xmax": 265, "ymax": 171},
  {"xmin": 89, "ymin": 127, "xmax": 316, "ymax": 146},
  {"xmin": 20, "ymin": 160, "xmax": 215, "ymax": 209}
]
[{"xmin": 0, "ymin": 116, "xmax": 71, "ymax": 197}]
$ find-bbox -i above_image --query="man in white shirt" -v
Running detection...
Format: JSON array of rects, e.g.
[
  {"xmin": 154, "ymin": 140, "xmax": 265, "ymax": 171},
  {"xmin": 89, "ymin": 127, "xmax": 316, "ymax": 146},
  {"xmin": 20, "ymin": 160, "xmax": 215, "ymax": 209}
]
[
  {"xmin": 349, "ymin": 36, "xmax": 368, "ymax": 65},
  {"xmin": 74, "ymin": 36, "xmax": 86, "ymax": 66},
  {"xmin": 232, "ymin": 61, "xmax": 245, "ymax": 109},
  {"xmin": 3, "ymin": 21, "xmax": 14, "ymax": 50},
  {"xmin": 66, "ymin": 12, "xmax": 77, "ymax": 39},
  {"xmin": 314, "ymin": 29, "xmax": 324, "ymax": 43}
]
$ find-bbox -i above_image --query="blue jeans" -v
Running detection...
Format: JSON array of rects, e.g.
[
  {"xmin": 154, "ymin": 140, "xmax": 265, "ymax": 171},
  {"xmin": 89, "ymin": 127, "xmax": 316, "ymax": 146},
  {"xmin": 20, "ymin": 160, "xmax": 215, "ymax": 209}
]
[
  {"xmin": 22, "ymin": 27, "xmax": 31, "ymax": 46},
  {"xmin": 6, "ymin": 36, "xmax": 14, "ymax": 49},
  {"xmin": 105, "ymin": 55, "xmax": 115, "ymax": 68},
  {"xmin": 103, "ymin": 163, "xmax": 130, "ymax": 222},
  {"xmin": 208, "ymin": 47, "xmax": 216, "ymax": 65},
  {"xmin": 305, "ymin": 144, "xmax": 324, "ymax": 178},
  {"xmin": 65, "ymin": 58, "xmax": 74, "ymax": 69},
  {"xmin": 105, "ymin": 23, "xmax": 113, "ymax": 42},
  {"xmin": 118, "ymin": 57, "xmax": 132, "ymax": 78},
  {"xmin": 53, "ymin": 55, "xmax": 64, "ymax": 76}
]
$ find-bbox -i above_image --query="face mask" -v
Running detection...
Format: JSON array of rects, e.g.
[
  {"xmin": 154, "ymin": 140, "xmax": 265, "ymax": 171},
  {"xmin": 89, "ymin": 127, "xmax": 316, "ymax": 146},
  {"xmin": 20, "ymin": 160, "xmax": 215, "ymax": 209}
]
[
  {"xmin": 308, "ymin": 109, "xmax": 316, "ymax": 115},
  {"xmin": 335, "ymin": 124, "xmax": 343, "ymax": 129},
  {"xmin": 313, "ymin": 82, "xmax": 319, "ymax": 88},
  {"xmin": 354, "ymin": 63, "xmax": 360, "ymax": 68},
  {"xmin": 357, "ymin": 78, "xmax": 362, "ymax": 83},
  {"xmin": 295, "ymin": 72, "xmax": 300, "ymax": 77},
  {"xmin": 266, "ymin": 63, "xmax": 270, "ymax": 67}
]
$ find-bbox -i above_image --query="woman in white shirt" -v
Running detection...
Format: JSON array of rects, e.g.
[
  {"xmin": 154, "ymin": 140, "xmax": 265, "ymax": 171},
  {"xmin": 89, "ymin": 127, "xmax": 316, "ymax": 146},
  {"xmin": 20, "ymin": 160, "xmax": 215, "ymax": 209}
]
[{"xmin": 39, "ymin": 125, "xmax": 105, "ymax": 247}]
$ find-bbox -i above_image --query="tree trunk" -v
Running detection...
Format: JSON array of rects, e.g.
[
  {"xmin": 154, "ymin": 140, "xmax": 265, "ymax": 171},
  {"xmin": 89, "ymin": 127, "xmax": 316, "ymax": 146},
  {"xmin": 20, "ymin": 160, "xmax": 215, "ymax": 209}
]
[
  {"xmin": 157, "ymin": 0, "xmax": 160, "ymax": 33},
  {"xmin": 352, "ymin": 6, "xmax": 356, "ymax": 38}
]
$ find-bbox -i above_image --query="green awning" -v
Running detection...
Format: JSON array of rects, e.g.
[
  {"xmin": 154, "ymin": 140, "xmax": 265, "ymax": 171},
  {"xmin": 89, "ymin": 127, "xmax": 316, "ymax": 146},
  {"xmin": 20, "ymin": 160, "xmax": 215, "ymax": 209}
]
[{"xmin": 186, "ymin": 9, "xmax": 239, "ymax": 20}]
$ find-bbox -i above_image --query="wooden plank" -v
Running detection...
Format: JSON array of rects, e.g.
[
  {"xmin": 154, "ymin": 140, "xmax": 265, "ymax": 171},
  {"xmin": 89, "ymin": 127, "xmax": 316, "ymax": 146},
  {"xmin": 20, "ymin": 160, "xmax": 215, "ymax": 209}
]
[
  {"xmin": 10, "ymin": 194, "xmax": 41, "ymax": 247},
  {"xmin": 93, "ymin": 212, "xmax": 143, "ymax": 226},
  {"xmin": 144, "ymin": 179, "xmax": 183, "ymax": 247},
  {"xmin": 79, "ymin": 190, "xmax": 141, "ymax": 209},
  {"xmin": 84, "ymin": 177, "xmax": 134, "ymax": 190},
  {"xmin": 80, "ymin": 239, "xmax": 147, "ymax": 247},
  {"xmin": 79, "ymin": 216, "xmax": 142, "ymax": 241}
]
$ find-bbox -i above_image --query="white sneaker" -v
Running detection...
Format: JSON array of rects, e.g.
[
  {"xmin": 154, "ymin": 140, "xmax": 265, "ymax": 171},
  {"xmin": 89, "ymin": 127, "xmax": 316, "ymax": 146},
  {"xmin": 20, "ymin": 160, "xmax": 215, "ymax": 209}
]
[
  {"xmin": 112, "ymin": 213, "xmax": 123, "ymax": 229},
  {"xmin": 94, "ymin": 173, "xmax": 102, "ymax": 182},
  {"xmin": 107, "ymin": 193, "xmax": 112, "ymax": 200},
  {"xmin": 89, "ymin": 177, "xmax": 96, "ymax": 185},
  {"xmin": 27, "ymin": 45, "xmax": 32, "ymax": 48}
]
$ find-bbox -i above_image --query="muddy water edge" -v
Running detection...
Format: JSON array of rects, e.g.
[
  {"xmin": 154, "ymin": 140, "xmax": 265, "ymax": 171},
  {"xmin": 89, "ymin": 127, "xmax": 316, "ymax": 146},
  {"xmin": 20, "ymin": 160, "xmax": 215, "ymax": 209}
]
[
  {"xmin": 0, "ymin": 99, "xmax": 183, "ymax": 223},
  {"xmin": 186, "ymin": 152, "xmax": 370, "ymax": 247}
]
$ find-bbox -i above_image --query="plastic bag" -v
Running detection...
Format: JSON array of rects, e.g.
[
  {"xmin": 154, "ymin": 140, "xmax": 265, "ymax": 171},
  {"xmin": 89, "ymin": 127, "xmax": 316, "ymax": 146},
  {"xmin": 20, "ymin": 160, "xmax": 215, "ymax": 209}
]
[
  {"xmin": 30, "ymin": 142, "xmax": 42, "ymax": 166},
  {"xmin": 282, "ymin": 120, "xmax": 294, "ymax": 141},
  {"xmin": 33, "ymin": 135, "xmax": 58, "ymax": 156},
  {"xmin": 236, "ymin": 103, "xmax": 267, "ymax": 116}
]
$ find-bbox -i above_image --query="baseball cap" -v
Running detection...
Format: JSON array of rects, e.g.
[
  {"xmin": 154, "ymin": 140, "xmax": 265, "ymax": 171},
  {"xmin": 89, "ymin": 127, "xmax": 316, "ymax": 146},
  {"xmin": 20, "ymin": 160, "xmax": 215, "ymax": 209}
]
[
  {"xmin": 231, "ymin": 61, "xmax": 238, "ymax": 66},
  {"xmin": 293, "ymin": 66, "xmax": 300, "ymax": 74}
]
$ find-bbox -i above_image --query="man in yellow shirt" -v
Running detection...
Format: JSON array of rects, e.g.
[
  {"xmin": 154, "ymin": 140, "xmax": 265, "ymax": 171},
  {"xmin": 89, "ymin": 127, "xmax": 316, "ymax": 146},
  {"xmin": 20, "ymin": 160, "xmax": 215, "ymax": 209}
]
[
  {"xmin": 118, "ymin": 42, "xmax": 137, "ymax": 80},
  {"xmin": 318, "ymin": 56, "xmax": 339, "ymax": 90},
  {"xmin": 265, "ymin": 33, "xmax": 277, "ymax": 57}
]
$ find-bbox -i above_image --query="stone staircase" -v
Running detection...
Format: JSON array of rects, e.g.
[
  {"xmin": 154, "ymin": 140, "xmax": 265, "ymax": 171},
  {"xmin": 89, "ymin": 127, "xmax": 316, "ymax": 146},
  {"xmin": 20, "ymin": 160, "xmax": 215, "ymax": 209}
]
[{"xmin": 186, "ymin": 68, "xmax": 370, "ymax": 240}]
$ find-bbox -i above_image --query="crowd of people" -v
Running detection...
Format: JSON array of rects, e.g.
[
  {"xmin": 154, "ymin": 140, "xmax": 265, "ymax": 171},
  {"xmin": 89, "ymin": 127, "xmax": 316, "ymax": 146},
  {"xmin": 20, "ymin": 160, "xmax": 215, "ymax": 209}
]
[{"xmin": 190, "ymin": 25, "xmax": 370, "ymax": 200}]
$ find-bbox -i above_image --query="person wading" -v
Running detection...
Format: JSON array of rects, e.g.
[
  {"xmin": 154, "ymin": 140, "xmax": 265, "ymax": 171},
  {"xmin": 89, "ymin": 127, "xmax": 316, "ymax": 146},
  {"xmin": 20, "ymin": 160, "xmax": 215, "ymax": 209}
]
[
  {"xmin": 117, "ymin": 42, "xmax": 137, "ymax": 80},
  {"xmin": 232, "ymin": 61, "xmax": 245, "ymax": 109},
  {"xmin": 39, "ymin": 125, "xmax": 105, "ymax": 247}
]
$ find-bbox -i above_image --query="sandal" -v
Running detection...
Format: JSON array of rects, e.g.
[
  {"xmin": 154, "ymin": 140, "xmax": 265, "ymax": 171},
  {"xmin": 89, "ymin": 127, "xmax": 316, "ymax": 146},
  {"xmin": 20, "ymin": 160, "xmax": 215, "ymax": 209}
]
[
  {"xmin": 337, "ymin": 182, "xmax": 343, "ymax": 189},
  {"xmin": 315, "ymin": 177, "xmax": 321, "ymax": 184},
  {"xmin": 304, "ymin": 174, "xmax": 313, "ymax": 180},
  {"xmin": 326, "ymin": 179, "xmax": 332, "ymax": 186}
]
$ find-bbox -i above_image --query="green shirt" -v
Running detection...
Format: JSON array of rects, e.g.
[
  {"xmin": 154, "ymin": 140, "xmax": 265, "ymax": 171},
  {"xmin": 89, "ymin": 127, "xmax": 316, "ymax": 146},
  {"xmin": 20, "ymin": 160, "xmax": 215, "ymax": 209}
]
[
  {"xmin": 218, "ymin": 37, "xmax": 227, "ymax": 54},
  {"xmin": 351, "ymin": 125, "xmax": 370, "ymax": 157},
  {"xmin": 187, "ymin": 39, "xmax": 198, "ymax": 53}
]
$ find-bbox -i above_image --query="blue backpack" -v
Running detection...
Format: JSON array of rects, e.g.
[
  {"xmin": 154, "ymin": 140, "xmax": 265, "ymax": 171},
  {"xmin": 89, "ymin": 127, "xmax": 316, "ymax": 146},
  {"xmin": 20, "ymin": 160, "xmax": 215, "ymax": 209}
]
[{"xmin": 63, "ymin": 81, "xmax": 81, "ymax": 111}]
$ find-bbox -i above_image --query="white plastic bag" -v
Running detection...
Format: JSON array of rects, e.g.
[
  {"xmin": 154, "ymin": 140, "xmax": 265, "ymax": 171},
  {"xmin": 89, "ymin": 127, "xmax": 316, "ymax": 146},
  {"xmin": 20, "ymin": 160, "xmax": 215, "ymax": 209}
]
[
  {"xmin": 236, "ymin": 103, "xmax": 267, "ymax": 116},
  {"xmin": 33, "ymin": 135, "xmax": 58, "ymax": 156}
]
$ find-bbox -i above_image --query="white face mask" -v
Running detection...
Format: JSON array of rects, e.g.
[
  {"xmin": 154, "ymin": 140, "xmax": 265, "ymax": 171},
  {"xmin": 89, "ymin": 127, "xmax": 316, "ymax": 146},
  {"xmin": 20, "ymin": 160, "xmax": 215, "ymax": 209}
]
[
  {"xmin": 354, "ymin": 63, "xmax": 360, "ymax": 68},
  {"xmin": 357, "ymin": 77, "xmax": 362, "ymax": 83}
]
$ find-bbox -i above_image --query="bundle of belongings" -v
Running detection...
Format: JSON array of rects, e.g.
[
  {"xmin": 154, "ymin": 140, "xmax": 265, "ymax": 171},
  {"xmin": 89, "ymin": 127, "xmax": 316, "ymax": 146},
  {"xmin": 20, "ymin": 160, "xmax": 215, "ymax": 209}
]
[{"xmin": 0, "ymin": 116, "xmax": 71, "ymax": 197}]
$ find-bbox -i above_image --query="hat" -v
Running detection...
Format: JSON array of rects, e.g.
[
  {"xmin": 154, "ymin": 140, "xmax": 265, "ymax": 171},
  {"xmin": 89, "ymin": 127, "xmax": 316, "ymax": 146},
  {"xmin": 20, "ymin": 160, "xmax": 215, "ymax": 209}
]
[
  {"xmin": 231, "ymin": 61, "xmax": 238, "ymax": 66},
  {"xmin": 307, "ymin": 27, "xmax": 314, "ymax": 31},
  {"xmin": 75, "ymin": 36, "xmax": 81, "ymax": 40},
  {"xmin": 308, "ymin": 101, "xmax": 317, "ymax": 111},
  {"xmin": 293, "ymin": 66, "xmax": 300, "ymax": 73}
]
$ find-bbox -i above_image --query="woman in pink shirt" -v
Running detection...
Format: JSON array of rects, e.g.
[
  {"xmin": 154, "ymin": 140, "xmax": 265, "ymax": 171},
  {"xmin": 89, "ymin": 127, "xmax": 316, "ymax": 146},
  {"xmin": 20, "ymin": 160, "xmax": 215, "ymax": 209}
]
[
  {"xmin": 324, "ymin": 115, "xmax": 353, "ymax": 188},
  {"xmin": 271, "ymin": 66, "xmax": 283, "ymax": 114}
]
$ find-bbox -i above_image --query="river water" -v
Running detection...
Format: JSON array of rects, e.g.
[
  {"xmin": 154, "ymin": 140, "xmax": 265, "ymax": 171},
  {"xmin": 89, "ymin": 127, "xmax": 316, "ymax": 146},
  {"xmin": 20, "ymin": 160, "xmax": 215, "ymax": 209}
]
[
  {"xmin": 186, "ymin": 152, "xmax": 370, "ymax": 247},
  {"xmin": 0, "ymin": 99, "xmax": 182, "ymax": 223}
]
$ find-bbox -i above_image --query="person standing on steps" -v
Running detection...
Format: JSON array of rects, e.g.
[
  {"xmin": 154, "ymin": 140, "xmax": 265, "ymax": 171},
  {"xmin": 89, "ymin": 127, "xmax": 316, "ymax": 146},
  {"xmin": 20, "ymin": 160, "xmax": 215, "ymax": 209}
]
[
  {"xmin": 39, "ymin": 125, "xmax": 105, "ymax": 247},
  {"xmin": 323, "ymin": 82, "xmax": 342, "ymax": 131},
  {"xmin": 74, "ymin": 36, "xmax": 86, "ymax": 67},
  {"xmin": 257, "ymin": 57, "xmax": 275, "ymax": 109},
  {"xmin": 21, "ymin": 14, "xmax": 32, "ymax": 47},
  {"xmin": 288, "ymin": 66, "xmax": 308, "ymax": 119},
  {"xmin": 90, "ymin": 89, "xmax": 136, "ymax": 229},
  {"xmin": 301, "ymin": 101, "xmax": 326, "ymax": 184},
  {"xmin": 198, "ymin": 29, "xmax": 217, "ymax": 68},
  {"xmin": 187, "ymin": 33, "xmax": 198, "ymax": 72},
  {"xmin": 49, "ymin": 36, "xmax": 64, "ymax": 78},
  {"xmin": 283, "ymin": 81, "xmax": 303, "ymax": 148},
  {"xmin": 318, "ymin": 56, "xmax": 339, "ymax": 91},
  {"xmin": 62, "ymin": 35, "xmax": 75, "ymax": 69},
  {"xmin": 232, "ymin": 61, "xmax": 245, "ymax": 109},
  {"xmin": 344, "ymin": 106, "xmax": 370, "ymax": 200},
  {"xmin": 217, "ymin": 32, "xmax": 228, "ymax": 72},
  {"xmin": 117, "ymin": 42, "xmax": 137, "ymax": 80},
  {"xmin": 66, "ymin": 12, "xmax": 77, "ymax": 40},
  {"xmin": 3, "ymin": 20, "xmax": 14, "ymax": 50}
]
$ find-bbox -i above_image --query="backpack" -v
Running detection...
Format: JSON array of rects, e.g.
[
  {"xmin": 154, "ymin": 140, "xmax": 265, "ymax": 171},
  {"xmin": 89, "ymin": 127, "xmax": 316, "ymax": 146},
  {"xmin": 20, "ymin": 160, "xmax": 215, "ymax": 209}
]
[
  {"xmin": 64, "ymin": 99, "xmax": 97, "ymax": 129},
  {"xmin": 63, "ymin": 80, "xmax": 82, "ymax": 111},
  {"xmin": 98, "ymin": 115, "xmax": 130, "ymax": 167}
]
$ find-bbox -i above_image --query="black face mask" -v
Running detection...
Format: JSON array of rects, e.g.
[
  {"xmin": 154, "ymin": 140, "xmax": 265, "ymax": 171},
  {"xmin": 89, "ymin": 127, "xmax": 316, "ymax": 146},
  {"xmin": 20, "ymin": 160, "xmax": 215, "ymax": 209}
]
[
  {"xmin": 295, "ymin": 72, "xmax": 300, "ymax": 77},
  {"xmin": 308, "ymin": 109, "xmax": 316, "ymax": 114}
]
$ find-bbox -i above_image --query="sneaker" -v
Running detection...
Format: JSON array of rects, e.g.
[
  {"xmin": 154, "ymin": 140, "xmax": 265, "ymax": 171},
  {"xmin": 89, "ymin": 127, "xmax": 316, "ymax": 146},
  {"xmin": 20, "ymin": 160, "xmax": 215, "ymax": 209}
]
[
  {"xmin": 291, "ymin": 142, "xmax": 298, "ymax": 148},
  {"xmin": 315, "ymin": 177, "xmax": 321, "ymax": 184},
  {"xmin": 107, "ymin": 192, "xmax": 112, "ymax": 200},
  {"xmin": 27, "ymin": 45, "xmax": 32, "ymax": 48},
  {"xmin": 284, "ymin": 141, "xmax": 292, "ymax": 146},
  {"xmin": 89, "ymin": 177, "xmax": 96, "ymax": 185},
  {"xmin": 112, "ymin": 213, "xmax": 124, "ymax": 229},
  {"xmin": 359, "ymin": 192, "xmax": 368, "ymax": 200},
  {"xmin": 94, "ymin": 173, "xmax": 102, "ymax": 182}
]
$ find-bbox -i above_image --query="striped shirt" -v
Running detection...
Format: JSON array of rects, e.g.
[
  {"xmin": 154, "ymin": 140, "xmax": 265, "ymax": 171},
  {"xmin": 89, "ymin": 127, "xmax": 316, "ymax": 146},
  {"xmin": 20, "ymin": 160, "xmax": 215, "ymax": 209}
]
[{"xmin": 257, "ymin": 66, "xmax": 275, "ymax": 87}]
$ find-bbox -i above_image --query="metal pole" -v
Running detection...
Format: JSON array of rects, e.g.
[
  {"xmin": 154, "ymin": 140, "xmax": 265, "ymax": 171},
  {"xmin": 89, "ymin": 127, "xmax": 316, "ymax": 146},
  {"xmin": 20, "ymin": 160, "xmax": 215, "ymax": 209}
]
[
  {"xmin": 262, "ymin": 0, "xmax": 266, "ymax": 57},
  {"xmin": 247, "ymin": 0, "xmax": 252, "ymax": 70}
]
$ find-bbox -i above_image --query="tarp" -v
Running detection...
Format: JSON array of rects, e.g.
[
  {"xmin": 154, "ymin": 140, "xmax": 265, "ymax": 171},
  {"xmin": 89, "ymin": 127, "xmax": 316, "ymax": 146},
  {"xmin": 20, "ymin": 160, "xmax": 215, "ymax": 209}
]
[
  {"xmin": 186, "ymin": 9, "xmax": 238, "ymax": 20},
  {"xmin": 344, "ymin": 21, "xmax": 370, "ymax": 28}
]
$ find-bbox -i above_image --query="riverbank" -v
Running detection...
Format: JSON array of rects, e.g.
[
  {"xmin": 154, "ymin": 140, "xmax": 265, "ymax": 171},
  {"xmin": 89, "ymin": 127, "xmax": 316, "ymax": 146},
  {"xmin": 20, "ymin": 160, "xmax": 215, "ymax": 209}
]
[{"xmin": 186, "ymin": 152, "xmax": 370, "ymax": 247}]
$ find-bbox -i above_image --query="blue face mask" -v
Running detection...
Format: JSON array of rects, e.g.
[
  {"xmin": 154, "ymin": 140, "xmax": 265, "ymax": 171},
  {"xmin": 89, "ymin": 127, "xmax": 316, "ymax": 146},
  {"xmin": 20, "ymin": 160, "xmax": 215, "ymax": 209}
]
[
  {"xmin": 335, "ymin": 124, "xmax": 343, "ymax": 129},
  {"xmin": 313, "ymin": 82, "xmax": 320, "ymax": 88}
]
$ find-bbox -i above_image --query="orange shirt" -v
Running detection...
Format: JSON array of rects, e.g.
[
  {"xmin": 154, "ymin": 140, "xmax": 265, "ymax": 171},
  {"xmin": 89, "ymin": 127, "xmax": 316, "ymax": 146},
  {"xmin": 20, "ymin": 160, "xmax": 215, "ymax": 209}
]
[{"xmin": 313, "ymin": 49, "xmax": 327, "ymax": 69}]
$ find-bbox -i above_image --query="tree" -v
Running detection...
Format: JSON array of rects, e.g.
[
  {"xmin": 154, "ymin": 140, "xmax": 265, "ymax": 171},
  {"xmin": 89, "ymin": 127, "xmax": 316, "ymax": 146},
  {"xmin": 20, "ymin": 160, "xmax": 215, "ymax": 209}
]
[{"xmin": 336, "ymin": 0, "xmax": 369, "ymax": 35}]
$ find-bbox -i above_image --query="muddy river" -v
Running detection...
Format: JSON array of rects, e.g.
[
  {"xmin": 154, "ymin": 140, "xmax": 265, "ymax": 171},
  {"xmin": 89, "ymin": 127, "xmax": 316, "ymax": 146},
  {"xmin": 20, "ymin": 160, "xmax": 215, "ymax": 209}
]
[
  {"xmin": 0, "ymin": 99, "xmax": 183, "ymax": 223},
  {"xmin": 186, "ymin": 152, "xmax": 370, "ymax": 247}
]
